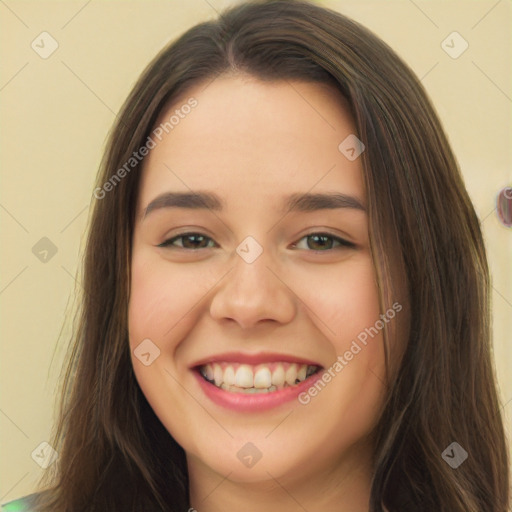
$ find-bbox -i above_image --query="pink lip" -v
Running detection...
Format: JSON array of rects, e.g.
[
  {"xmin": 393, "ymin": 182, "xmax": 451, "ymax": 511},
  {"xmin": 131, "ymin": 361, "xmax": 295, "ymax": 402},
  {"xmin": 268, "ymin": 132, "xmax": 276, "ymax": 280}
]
[
  {"xmin": 192, "ymin": 368, "xmax": 324, "ymax": 412},
  {"xmin": 190, "ymin": 351, "xmax": 322, "ymax": 368}
]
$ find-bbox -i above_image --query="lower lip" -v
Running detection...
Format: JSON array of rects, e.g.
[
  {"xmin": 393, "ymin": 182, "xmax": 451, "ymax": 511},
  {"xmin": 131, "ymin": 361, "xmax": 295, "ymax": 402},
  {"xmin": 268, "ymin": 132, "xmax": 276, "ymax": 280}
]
[{"xmin": 193, "ymin": 369, "xmax": 324, "ymax": 412}]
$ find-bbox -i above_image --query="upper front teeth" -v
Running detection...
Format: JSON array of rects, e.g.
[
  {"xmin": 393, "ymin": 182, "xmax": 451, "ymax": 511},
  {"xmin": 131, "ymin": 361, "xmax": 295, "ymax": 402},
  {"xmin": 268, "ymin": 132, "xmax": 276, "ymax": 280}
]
[
  {"xmin": 253, "ymin": 367, "xmax": 271, "ymax": 388},
  {"xmin": 199, "ymin": 362, "xmax": 318, "ymax": 391}
]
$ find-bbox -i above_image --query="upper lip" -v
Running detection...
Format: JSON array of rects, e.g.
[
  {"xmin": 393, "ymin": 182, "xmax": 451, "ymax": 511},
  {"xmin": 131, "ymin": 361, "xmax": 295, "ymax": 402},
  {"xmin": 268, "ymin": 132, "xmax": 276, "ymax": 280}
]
[{"xmin": 190, "ymin": 352, "xmax": 323, "ymax": 369}]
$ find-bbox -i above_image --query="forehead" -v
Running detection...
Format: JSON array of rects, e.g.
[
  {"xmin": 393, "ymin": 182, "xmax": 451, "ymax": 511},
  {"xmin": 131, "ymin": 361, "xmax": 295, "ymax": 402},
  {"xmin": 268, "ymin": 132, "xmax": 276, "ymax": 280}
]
[{"xmin": 138, "ymin": 75, "xmax": 365, "ymax": 210}]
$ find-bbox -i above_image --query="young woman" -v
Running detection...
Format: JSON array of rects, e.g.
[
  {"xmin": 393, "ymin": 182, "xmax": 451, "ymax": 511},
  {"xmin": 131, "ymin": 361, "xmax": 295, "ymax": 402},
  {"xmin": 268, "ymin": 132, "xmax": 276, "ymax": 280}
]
[{"xmin": 2, "ymin": 0, "xmax": 509, "ymax": 510}]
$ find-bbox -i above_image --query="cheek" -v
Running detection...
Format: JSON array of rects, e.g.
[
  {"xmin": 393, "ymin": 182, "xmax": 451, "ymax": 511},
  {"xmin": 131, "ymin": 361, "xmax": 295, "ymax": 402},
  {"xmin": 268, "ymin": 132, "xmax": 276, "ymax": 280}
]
[
  {"xmin": 293, "ymin": 254, "xmax": 381, "ymax": 348},
  {"xmin": 128, "ymin": 249, "xmax": 208, "ymax": 346},
  {"xmin": 127, "ymin": 250, "xmax": 207, "ymax": 442},
  {"xmin": 298, "ymin": 255, "xmax": 386, "ymax": 411},
  {"xmin": 128, "ymin": 256, "xmax": 171, "ymax": 344},
  {"xmin": 333, "ymin": 258, "xmax": 386, "ymax": 379},
  {"xmin": 337, "ymin": 258, "xmax": 383, "ymax": 363},
  {"xmin": 336, "ymin": 254, "xmax": 379, "ymax": 314},
  {"xmin": 328, "ymin": 258, "xmax": 388, "ymax": 421}
]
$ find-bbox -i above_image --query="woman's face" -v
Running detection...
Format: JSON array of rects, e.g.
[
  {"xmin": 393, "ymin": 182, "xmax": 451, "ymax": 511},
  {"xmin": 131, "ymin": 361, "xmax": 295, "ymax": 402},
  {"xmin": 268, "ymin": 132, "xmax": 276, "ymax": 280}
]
[{"xmin": 129, "ymin": 74, "xmax": 402, "ymax": 490}]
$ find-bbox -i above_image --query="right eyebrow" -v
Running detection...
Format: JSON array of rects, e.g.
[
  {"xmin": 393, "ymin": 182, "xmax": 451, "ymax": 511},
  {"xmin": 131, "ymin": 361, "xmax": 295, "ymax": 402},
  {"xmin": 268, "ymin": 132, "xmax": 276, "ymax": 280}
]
[{"xmin": 142, "ymin": 191, "xmax": 223, "ymax": 219}]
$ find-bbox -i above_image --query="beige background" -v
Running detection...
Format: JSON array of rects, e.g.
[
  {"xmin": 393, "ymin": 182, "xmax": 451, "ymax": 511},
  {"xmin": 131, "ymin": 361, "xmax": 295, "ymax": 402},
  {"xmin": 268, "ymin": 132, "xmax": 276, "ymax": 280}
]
[{"xmin": 1, "ymin": 0, "xmax": 510, "ymax": 502}]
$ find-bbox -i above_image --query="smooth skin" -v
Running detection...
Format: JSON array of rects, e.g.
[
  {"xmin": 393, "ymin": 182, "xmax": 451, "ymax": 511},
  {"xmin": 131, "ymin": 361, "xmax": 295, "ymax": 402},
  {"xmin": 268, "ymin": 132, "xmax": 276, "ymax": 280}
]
[{"xmin": 128, "ymin": 74, "xmax": 402, "ymax": 512}]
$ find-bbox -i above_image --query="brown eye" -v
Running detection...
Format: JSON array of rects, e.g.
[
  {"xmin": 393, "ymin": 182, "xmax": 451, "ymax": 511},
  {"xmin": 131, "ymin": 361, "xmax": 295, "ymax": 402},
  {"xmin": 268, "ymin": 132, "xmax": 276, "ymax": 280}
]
[
  {"xmin": 158, "ymin": 233, "xmax": 216, "ymax": 250},
  {"xmin": 292, "ymin": 233, "xmax": 355, "ymax": 251}
]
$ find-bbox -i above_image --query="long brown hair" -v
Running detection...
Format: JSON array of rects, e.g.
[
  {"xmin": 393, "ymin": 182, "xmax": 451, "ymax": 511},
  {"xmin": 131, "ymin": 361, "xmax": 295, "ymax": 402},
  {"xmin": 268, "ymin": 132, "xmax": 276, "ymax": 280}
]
[{"xmin": 33, "ymin": 1, "xmax": 509, "ymax": 510}]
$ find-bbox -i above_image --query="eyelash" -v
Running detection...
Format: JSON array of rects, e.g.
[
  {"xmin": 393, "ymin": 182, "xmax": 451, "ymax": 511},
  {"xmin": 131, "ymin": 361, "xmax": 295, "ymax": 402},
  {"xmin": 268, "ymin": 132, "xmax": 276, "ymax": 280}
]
[{"xmin": 157, "ymin": 232, "xmax": 355, "ymax": 252}]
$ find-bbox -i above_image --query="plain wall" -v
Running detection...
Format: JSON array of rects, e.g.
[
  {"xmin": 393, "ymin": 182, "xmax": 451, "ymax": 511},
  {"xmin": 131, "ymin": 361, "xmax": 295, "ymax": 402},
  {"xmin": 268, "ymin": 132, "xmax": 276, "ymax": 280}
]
[{"xmin": 1, "ymin": 0, "xmax": 510, "ymax": 502}]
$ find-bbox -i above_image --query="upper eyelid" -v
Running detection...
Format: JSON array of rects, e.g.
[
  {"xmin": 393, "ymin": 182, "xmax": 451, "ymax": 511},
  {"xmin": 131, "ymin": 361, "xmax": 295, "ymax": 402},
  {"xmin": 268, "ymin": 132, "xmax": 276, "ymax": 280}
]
[{"xmin": 159, "ymin": 231, "xmax": 354, "ymax": 248}]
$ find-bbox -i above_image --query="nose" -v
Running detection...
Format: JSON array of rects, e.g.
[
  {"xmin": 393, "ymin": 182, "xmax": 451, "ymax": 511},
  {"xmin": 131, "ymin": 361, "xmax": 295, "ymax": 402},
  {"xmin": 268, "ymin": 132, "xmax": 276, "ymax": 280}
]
[{"xmin": 209, "ymin": 245, "xmax": 296, "ymax": 330}]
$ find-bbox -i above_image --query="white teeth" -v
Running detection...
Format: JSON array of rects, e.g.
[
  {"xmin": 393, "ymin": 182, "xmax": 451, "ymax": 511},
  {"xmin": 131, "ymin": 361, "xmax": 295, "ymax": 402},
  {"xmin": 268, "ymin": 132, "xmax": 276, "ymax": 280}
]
[
  {"xmin": 224, "ymin": 366, "xmax": 236, "ymax": 386},
  {"xmin": 253, "ymin": 367, "xmax": 272, "ymax": 388},
  {"xmin": 204, "ymin": 365, "xmax": 214, "ymax": 381},
  {"xmin": 200, "ymin": 361, "xmax": 319, "ymax": 393},
  {"xmin": 285, "ymin": 363, "xmax": 298, "ymax": 385},
  {"xmin": 271, "ymin": 365, "xmax": 285, "ymax": 387},
  {"xmin": 213, "ymin": 364, "xmax": 223, "ymax": 386},
  {"xmin": 235, "ymin": 365, "xmax": 253, "ymax": 387}
]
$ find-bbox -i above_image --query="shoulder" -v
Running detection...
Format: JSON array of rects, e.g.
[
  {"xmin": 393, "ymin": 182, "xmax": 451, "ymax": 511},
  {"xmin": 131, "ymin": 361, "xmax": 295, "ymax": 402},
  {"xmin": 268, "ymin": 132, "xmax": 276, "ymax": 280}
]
[{"xmin": 1, "ymin": 492, "xmax": 43, "ymax": 511}]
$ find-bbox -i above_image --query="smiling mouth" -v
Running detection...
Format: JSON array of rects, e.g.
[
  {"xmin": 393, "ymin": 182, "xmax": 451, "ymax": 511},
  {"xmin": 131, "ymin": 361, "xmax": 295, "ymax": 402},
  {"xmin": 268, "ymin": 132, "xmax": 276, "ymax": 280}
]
[{"xmin": 197, "ymin": 362, "xmax": 322, "ymax": 394}]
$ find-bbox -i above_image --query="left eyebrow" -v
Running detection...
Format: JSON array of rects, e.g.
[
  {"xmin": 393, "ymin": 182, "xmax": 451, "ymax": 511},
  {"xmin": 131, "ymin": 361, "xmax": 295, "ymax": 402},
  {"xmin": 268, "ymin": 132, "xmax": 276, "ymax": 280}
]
[
  {"xmin": 282, "ymin": 192, "xmax": 366, "ymax": 213},
  {"xmin": 141, "ymin": 190, "xmax": 366, "ymax": 220}
]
